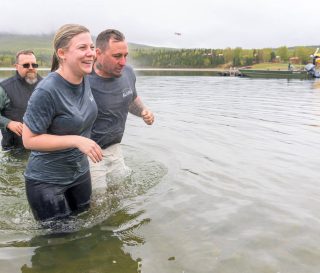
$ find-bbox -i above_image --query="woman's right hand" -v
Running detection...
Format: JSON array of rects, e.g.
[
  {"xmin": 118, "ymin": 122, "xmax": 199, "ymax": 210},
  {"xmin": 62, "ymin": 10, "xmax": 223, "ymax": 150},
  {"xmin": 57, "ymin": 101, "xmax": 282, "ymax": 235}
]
[{"xmin": 76, "ymin": 136, "xmax": 103, "ymax": 163}]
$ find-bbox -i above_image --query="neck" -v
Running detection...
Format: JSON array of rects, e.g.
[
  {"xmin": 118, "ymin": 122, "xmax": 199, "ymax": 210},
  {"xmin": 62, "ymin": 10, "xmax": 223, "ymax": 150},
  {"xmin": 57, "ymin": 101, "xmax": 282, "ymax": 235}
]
[
  {"xmin": 56, "ymin": 67, "xmax": 83, "ymax": 84},
  {"xmin": 94, "ymin": 63, "xmax": 111, "ymax": 78}
]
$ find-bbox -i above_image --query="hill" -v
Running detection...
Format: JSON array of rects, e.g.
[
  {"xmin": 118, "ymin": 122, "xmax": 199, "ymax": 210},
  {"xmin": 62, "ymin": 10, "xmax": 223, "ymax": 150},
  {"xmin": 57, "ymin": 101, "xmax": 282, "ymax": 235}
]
[
  {"xmin": 0, "ymin": 33, "xmax": 164, "ymax": 53},
  {"xmin": 0, "ymin": 33, "xmax": 53, "ymax": 53},
  {"xmin": 0, "ymin": 33, "xmax": 175, "ymax": 67}
]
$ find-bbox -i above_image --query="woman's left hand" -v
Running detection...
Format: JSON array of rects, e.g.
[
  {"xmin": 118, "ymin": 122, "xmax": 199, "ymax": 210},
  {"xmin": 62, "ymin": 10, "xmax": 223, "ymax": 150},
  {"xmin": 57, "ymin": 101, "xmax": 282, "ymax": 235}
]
[{"xmin": 76, "ymin": 136, "xmax": 103, "ymax": 163}]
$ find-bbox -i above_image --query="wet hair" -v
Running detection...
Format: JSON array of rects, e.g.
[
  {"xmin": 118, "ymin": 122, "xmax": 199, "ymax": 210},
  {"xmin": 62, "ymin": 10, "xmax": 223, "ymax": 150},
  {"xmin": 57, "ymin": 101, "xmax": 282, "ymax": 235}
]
[
  {"xmin": 95, "ymin": 29, "xmax": 125, "ymax": 52},
  {"xmin": 15, "ymin": 50, "xmax": 35, "ymax": 64},
  {"xmin": 51, "ymin": 24, "xmax": 90, "ymax": 72}
]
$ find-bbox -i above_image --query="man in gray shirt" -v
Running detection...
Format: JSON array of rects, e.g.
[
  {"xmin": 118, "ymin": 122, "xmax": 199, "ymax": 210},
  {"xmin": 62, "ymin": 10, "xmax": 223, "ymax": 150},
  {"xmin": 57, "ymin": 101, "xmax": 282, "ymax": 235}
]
[
  {"xmin": 0, "ymin": 50, "xmax": 42, "ymax": 151},
  {"xmin": 89, "ymin": 29, "xmax": 154, "ymax": 188}
]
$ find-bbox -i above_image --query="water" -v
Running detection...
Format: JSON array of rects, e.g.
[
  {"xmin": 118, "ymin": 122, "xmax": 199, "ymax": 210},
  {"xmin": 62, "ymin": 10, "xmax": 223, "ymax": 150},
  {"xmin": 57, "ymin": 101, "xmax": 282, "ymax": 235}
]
[{"xmin": 1, "ymin": 73, "xmax": 320, "ymax": 272}]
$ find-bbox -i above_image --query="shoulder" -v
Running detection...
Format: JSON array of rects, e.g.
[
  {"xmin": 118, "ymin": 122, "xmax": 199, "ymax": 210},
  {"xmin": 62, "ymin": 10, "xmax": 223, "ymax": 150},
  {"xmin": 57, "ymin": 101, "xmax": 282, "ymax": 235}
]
[
  {"xmin": 123, "ymin": 65, "xmax": 135, "ymax": 76},
  {"xmin": 30, "ymin": 73, "xmax": 62, "ymax": 100},
  {"xmin": 0, "ymin": 75, "xmax": 17, "ymax": 88},
  {"xmin": 87, "ymin": 70, "xmax": 104, "ymax": 87},
  {"xmin": 88, "ymin": 69, "xmax": 98, "ymax": 81},
  {"xmin": 36, "ymin": 72, "xmax": 62, "ymax": 90},
  {"xmin": 122, "ymin": 65, "xmax": 136, "ymax": 82}
]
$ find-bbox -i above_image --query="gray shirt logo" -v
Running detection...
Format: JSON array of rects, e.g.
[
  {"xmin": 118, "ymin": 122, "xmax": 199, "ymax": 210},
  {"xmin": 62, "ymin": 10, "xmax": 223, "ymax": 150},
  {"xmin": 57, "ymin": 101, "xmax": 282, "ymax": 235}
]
[{"xmin": 122, "ymin": 88, "xmax": 133, "ymax": 98}]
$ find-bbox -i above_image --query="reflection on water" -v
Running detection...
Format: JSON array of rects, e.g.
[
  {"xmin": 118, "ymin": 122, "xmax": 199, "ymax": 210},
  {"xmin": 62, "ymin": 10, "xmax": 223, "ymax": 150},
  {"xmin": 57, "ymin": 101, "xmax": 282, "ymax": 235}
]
[
  {"xmin": 135, "ymin": 69, "xmax": 224, "ymax": 77},
  {"xmin": 0, "ymin": 150, "xmax": 32, "ymax": 232},
  {"xmin": 0, "ymin": 206, "xmax": 147, "ymax": 273},
  {"xmin": 17, "ymin": 208, "xmax": 146, "ymax": 273},
  {"xmin": 0, "ymin": 143, "xmax": 166, "ymax": 272}
]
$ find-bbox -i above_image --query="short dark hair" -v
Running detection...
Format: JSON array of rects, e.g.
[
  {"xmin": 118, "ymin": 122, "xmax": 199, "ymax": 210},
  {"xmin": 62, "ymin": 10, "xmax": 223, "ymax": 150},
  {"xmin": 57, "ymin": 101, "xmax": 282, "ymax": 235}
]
[
  {"xmin": 96, "ymin": 29, "xmax": 125, "ymax": 51},
  {"xmin": 15, "ymin": 50, "xmax": 35, "ymax": 63}
]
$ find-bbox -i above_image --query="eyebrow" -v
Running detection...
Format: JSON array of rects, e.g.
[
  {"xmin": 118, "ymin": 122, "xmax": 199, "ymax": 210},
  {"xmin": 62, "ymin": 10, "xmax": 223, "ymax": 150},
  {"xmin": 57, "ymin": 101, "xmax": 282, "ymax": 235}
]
[{"xmin": 112, "ymin": 53, "xmax": 128, "ymax": 56}]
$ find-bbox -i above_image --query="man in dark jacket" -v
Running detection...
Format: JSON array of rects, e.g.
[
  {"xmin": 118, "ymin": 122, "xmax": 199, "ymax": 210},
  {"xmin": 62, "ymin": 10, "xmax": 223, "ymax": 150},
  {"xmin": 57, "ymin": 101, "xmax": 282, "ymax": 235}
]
[{"xmin": 0, "ymin": 50, "xmax": 42, "ymax": 151}]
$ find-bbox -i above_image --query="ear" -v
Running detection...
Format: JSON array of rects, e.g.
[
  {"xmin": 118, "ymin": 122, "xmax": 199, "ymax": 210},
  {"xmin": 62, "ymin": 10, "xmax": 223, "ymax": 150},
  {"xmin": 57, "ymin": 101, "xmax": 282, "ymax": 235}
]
[
  {"xmin": 96, "ymin": 48, "xmax": 102, "ymax": 56},
  {"xmin": 57, "ymin": 48, "xmax": 65, "ymax": 60}
]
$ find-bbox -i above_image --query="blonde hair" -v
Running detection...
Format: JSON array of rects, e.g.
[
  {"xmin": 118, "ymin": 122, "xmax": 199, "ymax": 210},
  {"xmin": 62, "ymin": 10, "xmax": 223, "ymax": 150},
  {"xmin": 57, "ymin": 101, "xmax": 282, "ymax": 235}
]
[{"xmin": 51, "ymin": 24, "xmax": 90, "ymax": 72}]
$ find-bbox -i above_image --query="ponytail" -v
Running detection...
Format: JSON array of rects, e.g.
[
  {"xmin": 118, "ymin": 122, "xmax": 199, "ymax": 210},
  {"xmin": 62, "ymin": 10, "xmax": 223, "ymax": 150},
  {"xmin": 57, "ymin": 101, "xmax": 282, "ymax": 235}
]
[{"xmin": 51, "ymin": 52, "xmax": 59, "ymax": 72}]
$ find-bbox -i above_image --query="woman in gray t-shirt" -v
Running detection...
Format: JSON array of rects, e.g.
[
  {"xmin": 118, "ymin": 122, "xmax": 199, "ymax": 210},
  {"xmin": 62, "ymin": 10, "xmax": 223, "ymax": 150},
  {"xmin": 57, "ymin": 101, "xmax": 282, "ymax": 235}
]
[{"xmin": 22, "ymin": 24, "xmax": 102, "ymax": 222}]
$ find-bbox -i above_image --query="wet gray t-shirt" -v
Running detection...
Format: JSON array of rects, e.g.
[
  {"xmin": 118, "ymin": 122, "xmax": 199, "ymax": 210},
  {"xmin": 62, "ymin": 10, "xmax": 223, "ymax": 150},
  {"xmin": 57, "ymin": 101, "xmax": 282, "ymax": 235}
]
[
  {"xmin": 23, "ymin": 72, "xmax": 97, "ymax": 184},
  {"xmin": 89, "ymin": 66, "xmax": 137, "ymax": 149}
]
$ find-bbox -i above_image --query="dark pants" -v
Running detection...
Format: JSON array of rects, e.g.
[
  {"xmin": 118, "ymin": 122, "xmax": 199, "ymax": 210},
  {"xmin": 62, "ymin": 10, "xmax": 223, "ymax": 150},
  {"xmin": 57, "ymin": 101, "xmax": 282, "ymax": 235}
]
[
  {"xmin": 25, "ymin": 171, "xmax": 92, "ymax": 221},
  {"xmin": 1, "ymin": 129, "xmax": 24, "ymax": 151}
]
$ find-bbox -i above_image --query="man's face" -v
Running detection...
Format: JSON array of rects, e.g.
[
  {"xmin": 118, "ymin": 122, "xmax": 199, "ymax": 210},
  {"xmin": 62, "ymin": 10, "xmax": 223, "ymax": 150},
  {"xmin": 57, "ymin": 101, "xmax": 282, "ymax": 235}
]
[
  {"xmin": 15, "ymin": 54, "xmax": 38, "ymax": 84},
  {"xmin": 96, "ymin": 38, "xmax": 128, "ymax": 78}
]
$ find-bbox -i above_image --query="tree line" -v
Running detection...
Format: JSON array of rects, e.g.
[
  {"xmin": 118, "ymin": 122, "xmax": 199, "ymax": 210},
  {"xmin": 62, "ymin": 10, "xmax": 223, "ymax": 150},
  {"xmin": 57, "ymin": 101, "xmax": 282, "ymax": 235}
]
[
  {"xmin": 0, "ymin": 37, "xmax": 318, "ymax": 69},
  {"xmin": 127, "ymin": 46, "xmax": 318, "ymax": 68}
]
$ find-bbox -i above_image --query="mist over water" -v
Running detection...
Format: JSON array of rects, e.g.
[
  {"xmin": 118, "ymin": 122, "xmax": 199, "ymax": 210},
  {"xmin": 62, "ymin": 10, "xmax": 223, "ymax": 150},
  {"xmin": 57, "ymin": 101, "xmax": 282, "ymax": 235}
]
[{"xmin": 1, "ymin": 73, "xmax": 320, "ymax": 272}]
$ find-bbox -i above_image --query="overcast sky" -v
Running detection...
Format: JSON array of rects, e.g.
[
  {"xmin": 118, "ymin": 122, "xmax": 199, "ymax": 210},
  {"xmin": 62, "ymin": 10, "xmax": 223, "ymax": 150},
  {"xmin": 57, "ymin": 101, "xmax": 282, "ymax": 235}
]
[{"xmin": 1, "ymin": 0, "xmax": 318, "ymax": 49}]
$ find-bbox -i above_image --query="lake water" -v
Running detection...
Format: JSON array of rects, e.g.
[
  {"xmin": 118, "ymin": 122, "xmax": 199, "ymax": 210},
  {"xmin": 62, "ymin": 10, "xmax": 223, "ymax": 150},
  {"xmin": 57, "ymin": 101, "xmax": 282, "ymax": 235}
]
[{"xmin": 1, "ymin": 72, "xmax": 320, "ymax": 273}]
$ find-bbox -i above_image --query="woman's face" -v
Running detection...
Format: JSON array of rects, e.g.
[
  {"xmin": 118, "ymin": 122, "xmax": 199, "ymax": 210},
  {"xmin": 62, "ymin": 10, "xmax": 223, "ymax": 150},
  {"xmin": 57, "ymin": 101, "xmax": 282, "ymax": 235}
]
[{"xmin": 60, "ymin": 32, "xmax": 95, "ymax": 79}]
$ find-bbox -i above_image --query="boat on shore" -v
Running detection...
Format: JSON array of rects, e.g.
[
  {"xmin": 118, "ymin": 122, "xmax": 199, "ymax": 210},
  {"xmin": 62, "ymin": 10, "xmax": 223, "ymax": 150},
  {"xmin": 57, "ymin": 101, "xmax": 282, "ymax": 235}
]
[
  {"xmin": 240, "ymin": 48, "xmax": 320, "ymax": 80},
  {"xmin": 239, "ymin": 69, "xmax": 312, "ymax": 79}
]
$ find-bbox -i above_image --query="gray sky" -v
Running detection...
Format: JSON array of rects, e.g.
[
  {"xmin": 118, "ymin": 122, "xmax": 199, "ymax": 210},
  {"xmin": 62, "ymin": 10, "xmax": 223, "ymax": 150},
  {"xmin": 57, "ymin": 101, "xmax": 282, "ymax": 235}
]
[{"xmin": 1, "ymin": 0, "xmax": 318, "ymax": 49}]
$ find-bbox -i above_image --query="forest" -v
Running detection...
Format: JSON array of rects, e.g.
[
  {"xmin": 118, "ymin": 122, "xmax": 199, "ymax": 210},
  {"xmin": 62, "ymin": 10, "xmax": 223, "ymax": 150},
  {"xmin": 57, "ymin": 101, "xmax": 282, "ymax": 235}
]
[{"xmin": 0, "ymin": 33, "xmax": 318, "ymax": 68}]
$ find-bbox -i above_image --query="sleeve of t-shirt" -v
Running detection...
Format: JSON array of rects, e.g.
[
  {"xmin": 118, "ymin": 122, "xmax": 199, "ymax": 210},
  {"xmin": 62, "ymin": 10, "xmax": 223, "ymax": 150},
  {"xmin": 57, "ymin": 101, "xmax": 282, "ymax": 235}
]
[
  {"xmin": 23, "ymin": 88, "xmax": 56, "ymax": 134},
  {"xmin": 132, "ymin": 75, "xmax": 138, "ymax": 100},
  {"xmin": 128, "ymin": 66, "xmax": 138, "ymax": 100}
]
